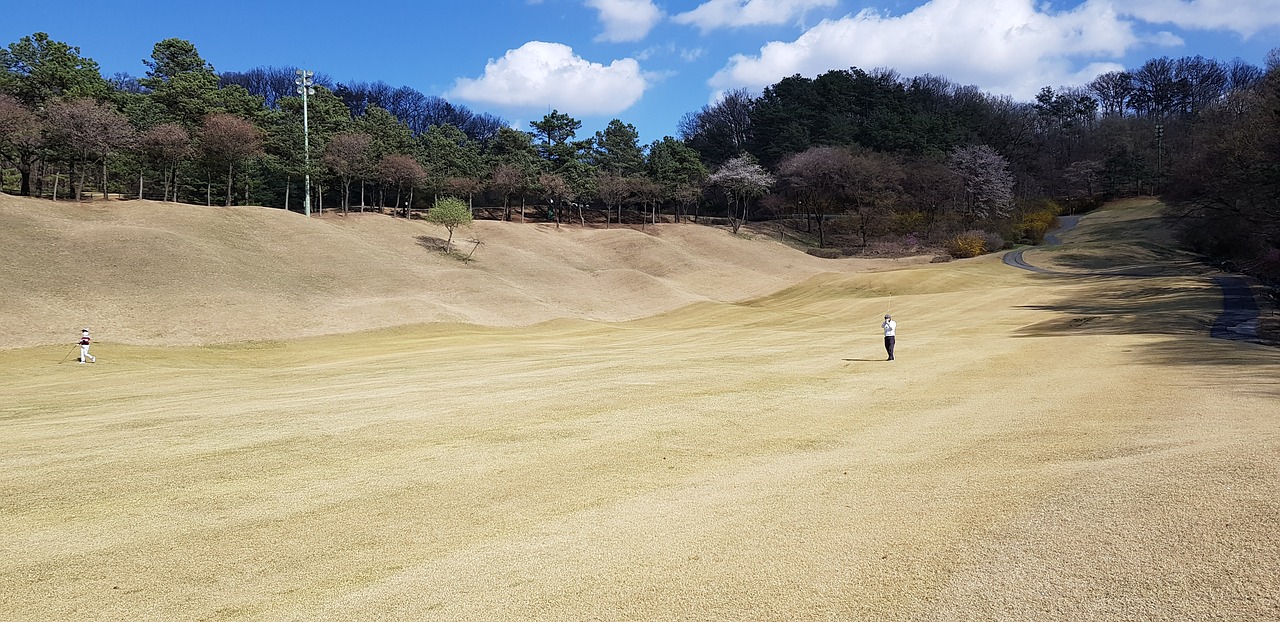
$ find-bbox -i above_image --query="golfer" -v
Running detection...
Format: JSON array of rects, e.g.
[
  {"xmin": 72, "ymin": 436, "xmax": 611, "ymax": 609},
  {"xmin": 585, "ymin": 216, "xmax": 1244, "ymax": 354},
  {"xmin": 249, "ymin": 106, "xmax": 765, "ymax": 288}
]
[
  {"xmin": 882, "ymin": 314, "xmax": 896, "ymax": 361},
  {"xmin": 78, "ymin": 328, "xmax": 96, "ymax": 364}
]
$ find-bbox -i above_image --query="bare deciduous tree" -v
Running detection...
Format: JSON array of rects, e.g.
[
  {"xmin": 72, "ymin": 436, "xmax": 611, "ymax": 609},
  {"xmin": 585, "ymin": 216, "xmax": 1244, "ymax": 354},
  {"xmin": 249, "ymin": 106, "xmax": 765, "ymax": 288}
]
[
  {"xmin": 489, "ymin": 163, "xmax": 524, "ymax": 222},
  {"xmin": 322, "ymin": 131, "xmax": 371, "ymax": 213},
  {"xmin": 199, "ymin": 113, "xmax": 263, "ymax": 206},
  {"xmin": 444, "ymin": 176, "xmax": 483, "ymax": 213},
  {"xmin": 43, "ymin": 97, "xmax": 134, "ymax": 200},
  {"xmin": 375, "ymin": 153, "xmax": 425, "ymax": 217},
  {"xmin": 139, "ymin": 123, "xmax": 190, "ymax": 202},
  {"xmin": 537, "ymin": 171, "xmax": 573, "ymax": 227},
  {"xmin": 0, "ymin": 93, "xmax": 43, "ymax": 196},
  {"xmin": 596, "ymin": 172, "xmax": 631, "ymax": 225}
]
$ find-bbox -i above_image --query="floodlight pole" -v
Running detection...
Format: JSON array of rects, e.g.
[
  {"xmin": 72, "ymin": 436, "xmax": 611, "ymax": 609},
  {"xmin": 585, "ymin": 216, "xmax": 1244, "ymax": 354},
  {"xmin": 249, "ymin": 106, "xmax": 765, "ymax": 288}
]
[
  {"xmin": 296, "ymin": 69, "xmax": 315, "ymax": 217},
  {"xmin": 1154, "ymin": 123, "xmax": 1164, "ymax": 195}
]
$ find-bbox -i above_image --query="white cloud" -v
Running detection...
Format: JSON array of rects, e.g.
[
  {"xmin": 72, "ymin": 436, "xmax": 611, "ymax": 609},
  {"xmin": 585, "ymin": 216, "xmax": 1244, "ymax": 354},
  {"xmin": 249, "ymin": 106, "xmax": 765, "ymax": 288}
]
[
  {"xmin": 586, "ymin": 0, "xmax": 664, "ymax": 42},
  {"xmin": 707, "ymin": 0, "xmax": 1141, "ymax": 100},
  {"xmin": 636, "ymin": 43, "xmax": 707, "ymax": 62},
  {"xmin": 680, "ymin": 47, "xmax": 707, "ymax": 62},
  {"xmin": 1116, "ymin": 0, "xmax": 1280, "ymax": 39},
  {"xmin": 1146, "ymin": 30, "xmax": 1186, "ymax": 47},
  {"xmin": 448, "ymin": 42, "xmax": 649, "ymax": 116},
  {"xmin": 672, "ymin": 0, "xmax": 838, "ymax": 32}
]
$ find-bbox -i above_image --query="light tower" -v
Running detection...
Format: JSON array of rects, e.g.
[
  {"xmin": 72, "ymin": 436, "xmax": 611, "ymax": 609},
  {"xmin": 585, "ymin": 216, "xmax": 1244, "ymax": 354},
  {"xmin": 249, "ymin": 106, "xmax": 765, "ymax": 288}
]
[
  {"xmin": 1155, "ymin": 122, "xmax": 1164, "ymax": 195},
  {"xmin": 295, "ymin": 69, "xmax": 315, "ymax": 217}
]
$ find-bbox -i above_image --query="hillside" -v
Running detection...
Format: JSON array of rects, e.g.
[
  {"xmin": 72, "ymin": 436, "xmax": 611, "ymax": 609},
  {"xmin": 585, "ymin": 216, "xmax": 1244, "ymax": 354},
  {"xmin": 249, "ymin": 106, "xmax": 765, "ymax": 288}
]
[
  {"xmin": 0, "ymin": 195, "xmax": 922, "ymax": 349},
  {"xmin": 4, "ymin": 198, "xmax": 1279, "ymax": 620}
]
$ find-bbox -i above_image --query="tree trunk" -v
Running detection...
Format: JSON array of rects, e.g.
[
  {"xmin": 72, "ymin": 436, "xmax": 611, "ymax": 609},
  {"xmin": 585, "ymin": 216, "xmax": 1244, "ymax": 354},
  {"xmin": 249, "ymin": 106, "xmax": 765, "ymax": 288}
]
[
  {"xmin": 102, "ymin": 157, "xmax": 109, "ymax": 199},
  {"xmin": 816, "ymin": 210, "xmax": 826, "ymax": 248},
  {"xmin": 285, "ymin": 175, "xmax": 291, "ymax": 211},
  {"xmin": 18, "ymin": 166, "xmax": 32, "ymax": 196},
  {"xmin": 207, "ymin": 174, "xmax": 212, "ymax": 206},
  {"xmin": 138, "ymin": 167, "xmax": 144, "ymax": 200},
  {"xmin": 52, "ymin": 173, "xmax": 60, "ymax": 201},
  {"xmin": 225, "ymin": 163, "xmax": 234, "ymax": 206}
]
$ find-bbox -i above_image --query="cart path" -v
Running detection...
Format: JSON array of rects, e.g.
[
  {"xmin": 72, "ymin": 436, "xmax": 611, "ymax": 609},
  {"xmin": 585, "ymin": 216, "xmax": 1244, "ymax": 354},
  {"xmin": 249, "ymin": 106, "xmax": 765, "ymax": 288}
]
[{"xmin": 1003, "ymin": 213, "xmax": 1261, "ymax": 343}]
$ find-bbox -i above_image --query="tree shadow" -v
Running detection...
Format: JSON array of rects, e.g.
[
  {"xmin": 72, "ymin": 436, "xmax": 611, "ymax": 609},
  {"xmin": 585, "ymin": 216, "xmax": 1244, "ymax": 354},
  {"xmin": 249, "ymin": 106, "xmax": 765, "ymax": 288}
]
[
  {"xmin": 415, "ymin": 235, "xmax": 449, "ymax": 252},
  {"xmin": 1014, "ymin": 277, "xmax": 1220, "ymax": 338}
]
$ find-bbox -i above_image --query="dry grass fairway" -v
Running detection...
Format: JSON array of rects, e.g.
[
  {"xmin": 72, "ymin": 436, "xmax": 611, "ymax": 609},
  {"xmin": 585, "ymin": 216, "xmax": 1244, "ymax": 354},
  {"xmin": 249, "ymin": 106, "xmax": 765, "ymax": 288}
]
[{"xmin": 2, "ymin": 197, "xmax": 1278, "ymax": 620}]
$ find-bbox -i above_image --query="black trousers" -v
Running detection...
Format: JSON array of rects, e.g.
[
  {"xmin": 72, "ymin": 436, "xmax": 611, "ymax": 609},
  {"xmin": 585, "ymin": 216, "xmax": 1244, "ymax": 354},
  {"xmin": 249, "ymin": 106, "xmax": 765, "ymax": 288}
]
[{"xmin": 884, "ymin": 336, "xmax": 895, "ymax": 360}]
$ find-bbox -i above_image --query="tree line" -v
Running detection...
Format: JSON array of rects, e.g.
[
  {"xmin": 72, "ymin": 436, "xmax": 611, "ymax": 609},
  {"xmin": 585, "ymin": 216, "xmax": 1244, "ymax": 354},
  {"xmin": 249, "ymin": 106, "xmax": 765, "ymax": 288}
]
[{"xmin": 1, "ymin": 32, "xmax": 1277, "ymax": 274}]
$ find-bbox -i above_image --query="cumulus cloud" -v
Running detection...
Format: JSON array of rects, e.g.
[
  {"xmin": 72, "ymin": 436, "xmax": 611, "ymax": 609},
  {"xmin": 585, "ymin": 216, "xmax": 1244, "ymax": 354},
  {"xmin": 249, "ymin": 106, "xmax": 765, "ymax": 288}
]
[
  {"xmin": 1117, "ymin": 0, "xmax": 1280, "ymax": 39},
  {"xmin": 586, "ymin": 0, "xmax": 664, "ymax": 42},
  {"xmin": 707, "ymin": 0, "xmax": 1140, "ymax": 100},
  {"xmin": 448, "ymin": 42, "xmax": 648, "ymax": 116},
  {"xmin": 672, "ymin": 0, "xmax": 838, "ymax": 32}
]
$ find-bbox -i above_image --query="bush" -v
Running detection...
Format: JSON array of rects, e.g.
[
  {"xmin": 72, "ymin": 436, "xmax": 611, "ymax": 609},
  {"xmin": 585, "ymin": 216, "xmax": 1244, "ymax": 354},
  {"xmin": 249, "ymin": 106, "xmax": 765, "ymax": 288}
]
[
  {"xmin": 945, "ymin": 230, "xmax": 988, "ymax": 258},
  {"xmin": 889, "ymin": 210, "xmax": 926, "ymax": 235},
  {"xmin": 1017, "ymin": 200, "xmax": 1062, "ymax": 244},
  {"xmin": 984, "ymin": 231, "xmax": 1008, "ymax": 252}
]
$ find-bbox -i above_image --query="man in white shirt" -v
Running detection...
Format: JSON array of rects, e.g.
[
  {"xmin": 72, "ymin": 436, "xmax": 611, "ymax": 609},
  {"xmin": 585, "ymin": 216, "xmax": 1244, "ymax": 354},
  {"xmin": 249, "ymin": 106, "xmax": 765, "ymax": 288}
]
[{"xmin": 882, "ymin": 315, "xmax": 896, "ymax": 361}]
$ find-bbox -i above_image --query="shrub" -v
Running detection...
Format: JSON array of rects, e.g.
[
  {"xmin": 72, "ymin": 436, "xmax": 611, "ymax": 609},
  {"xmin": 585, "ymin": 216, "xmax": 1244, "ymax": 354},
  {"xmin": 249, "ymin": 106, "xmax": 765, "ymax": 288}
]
[
  {"xmin": 889, "ymin": 210, "xmax": 926, "ymax": 235},
  {"xmin": 1017, "ymin": 201, "xmax": 1062, "ymax": 244},
  {"xmin": 983, "ymin": 231, "xmax": 1008, "ymax": 252},
  {"xmin": 945, "ymin": 230, "xmax": 988, "ymax": 258}
]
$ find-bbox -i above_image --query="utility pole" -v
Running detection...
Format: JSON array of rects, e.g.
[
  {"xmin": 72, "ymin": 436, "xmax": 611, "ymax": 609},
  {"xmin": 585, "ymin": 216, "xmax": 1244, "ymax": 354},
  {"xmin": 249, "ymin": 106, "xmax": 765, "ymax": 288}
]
[
  {"xmin": 1155, "ymin": 122, "xmax": 1164, "ymax": 195},
  {"xmin": 295, "ymin": 69, "xmax": 315, "ymax": 217}
]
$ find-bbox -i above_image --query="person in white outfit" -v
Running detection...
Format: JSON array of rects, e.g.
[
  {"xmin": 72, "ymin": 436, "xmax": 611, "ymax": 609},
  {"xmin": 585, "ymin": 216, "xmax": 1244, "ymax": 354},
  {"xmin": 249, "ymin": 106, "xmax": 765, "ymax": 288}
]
[
  {"xmin": 79, "ymin": 328, "xmax": 96, "ymax": 364},
  {"xmin": 882, "ymin": 315, "xmax": 896, "ymax": 361}
]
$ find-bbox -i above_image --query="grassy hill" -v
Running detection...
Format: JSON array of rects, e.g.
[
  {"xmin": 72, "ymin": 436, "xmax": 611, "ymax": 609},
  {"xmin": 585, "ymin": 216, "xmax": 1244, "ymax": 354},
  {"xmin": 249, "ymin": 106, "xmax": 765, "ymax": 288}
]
[
  {"xmin": 0, "ymin": 195, "xmax": 921, "ymax": 349},
  {"xmin": 3, "ymin": 196, "xmax": 1279, "ymax": 620}
]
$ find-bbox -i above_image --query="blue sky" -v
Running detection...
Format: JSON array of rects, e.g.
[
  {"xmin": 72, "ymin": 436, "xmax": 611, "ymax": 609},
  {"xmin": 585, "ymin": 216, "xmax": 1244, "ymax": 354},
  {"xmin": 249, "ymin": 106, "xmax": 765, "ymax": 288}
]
[{"xmin": 4, "ymin": 0, "xmax": 1278, "ymax": 145}]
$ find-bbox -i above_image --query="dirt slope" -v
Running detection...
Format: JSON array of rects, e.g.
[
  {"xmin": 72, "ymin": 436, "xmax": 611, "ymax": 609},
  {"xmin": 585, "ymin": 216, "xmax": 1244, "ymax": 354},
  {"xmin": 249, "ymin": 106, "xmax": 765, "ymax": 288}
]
[{"xmin": 0, "ymin": 195, "xmax": 919, "ymax": 349}]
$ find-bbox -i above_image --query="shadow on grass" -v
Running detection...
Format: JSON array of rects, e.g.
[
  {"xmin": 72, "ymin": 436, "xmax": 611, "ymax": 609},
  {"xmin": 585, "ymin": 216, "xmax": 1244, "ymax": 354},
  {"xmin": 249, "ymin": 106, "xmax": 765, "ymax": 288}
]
[
  {"xmin": 415, "ymin": 235, "xmax": 450, "ymax": 253},
  {"xmin": 1015, "ymin": 277, "xmax": 1219, "ymax": 338}
]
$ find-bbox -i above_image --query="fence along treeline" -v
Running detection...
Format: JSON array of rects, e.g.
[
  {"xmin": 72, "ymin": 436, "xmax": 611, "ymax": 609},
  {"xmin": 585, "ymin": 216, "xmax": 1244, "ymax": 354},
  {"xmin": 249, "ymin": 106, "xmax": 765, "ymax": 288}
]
[{"xmin": 0, "ymin": 32, "xmax": 1277, "ymax": 273}]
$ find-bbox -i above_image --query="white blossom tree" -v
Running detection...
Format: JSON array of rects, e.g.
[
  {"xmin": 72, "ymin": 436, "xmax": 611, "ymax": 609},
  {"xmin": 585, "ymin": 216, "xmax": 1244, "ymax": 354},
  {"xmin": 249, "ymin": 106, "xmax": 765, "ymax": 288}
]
[
  {"xmin": 949, "ymin": 144, "xmax": 1014, "ymax": 218},
  {"xmin": 708, "ymin": 153, "xmax": 773, "ymax": 234}
]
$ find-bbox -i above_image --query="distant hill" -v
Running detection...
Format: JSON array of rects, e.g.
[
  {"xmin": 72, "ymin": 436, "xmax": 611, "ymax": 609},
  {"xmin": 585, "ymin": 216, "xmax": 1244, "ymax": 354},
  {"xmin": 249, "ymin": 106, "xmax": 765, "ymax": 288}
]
[{"xmin": 0, "ymin": 196, "xmax": 919, "ymax": 349}]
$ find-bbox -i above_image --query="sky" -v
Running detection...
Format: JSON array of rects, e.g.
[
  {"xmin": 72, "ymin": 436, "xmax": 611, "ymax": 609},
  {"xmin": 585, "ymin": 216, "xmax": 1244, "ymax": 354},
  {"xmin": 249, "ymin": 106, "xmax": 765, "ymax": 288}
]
[{"xmin": 4, "ymin": 0, "xmax": 1279, "ymax": 145}]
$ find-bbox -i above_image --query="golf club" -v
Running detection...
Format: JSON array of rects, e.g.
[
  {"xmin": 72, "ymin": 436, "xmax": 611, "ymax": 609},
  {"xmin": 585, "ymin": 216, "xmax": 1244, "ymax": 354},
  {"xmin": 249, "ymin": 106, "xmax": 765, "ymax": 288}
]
[{"xmin": 58, "ymin": 343, "xmax": 78, "ymax": 364}]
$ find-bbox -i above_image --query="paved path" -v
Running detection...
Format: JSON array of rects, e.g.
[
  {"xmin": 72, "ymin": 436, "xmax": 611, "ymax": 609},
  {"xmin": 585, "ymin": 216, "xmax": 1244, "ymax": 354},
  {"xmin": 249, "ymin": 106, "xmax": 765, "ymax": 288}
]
[{"xmin": 1003, "ymin": 213, "xmax": 1261, "ymax": 343}]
